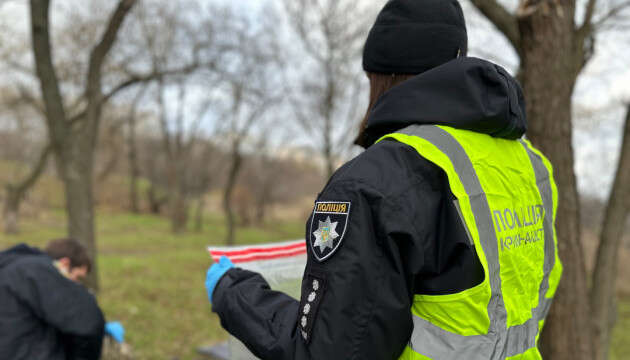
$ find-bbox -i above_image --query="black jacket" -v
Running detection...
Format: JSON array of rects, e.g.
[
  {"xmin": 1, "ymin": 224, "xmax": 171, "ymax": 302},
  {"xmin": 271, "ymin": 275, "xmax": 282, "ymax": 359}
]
[
  {"xmin": 0, "ymin": 244, "xmax": 105, "ymax": 360},
  {"xmin": 212, "ymin": 57, "xmax": 527, "ymax": 360}
]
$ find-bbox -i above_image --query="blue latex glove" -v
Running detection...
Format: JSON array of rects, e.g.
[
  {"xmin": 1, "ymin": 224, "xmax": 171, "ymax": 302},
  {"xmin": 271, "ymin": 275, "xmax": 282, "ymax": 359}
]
[
  {"xmin": 205, "ymin": 256, "xmax": 235, "ymax": 304},
  {"xmin": 105, "ymin": 321, "xmax": 125, "ymax": 343}
]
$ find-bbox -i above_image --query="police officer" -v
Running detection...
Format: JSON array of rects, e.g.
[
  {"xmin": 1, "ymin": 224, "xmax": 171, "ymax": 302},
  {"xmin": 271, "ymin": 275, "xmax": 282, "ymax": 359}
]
[{"xmin": 205, "ymin": 0, "xmax": 563, "ymax": 359}]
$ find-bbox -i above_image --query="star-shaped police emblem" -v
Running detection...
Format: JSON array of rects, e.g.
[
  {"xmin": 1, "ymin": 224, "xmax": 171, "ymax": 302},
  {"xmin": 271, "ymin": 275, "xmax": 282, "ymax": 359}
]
[
  {"xmin": 312, "ymin": 216, "xmax": 339, "ymax": 252},
  {"xmin": 309, "ymin": 201, "xmax": 350, "ymax": 262}
]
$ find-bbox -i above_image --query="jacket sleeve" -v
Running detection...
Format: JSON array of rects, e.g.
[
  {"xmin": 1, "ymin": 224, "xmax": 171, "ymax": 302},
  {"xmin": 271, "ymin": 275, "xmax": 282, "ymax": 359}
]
[
  {"xmin": 213, "ymin": 179, "xmax": 420, "ymax": 360},
  {"xmin": 294, "ymin": 181, "xmax": 416, "ymax": 359},
  {"xmin": 10, "ymin": 259, "xmax": 104, "ymax": 360},
  {"xmin": 212, "ymin": 268, "xmax": 300, "ymax": 359}
]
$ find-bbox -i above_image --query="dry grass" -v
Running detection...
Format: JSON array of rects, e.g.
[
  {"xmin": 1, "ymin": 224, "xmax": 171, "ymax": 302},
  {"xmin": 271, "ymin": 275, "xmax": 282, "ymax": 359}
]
[{"xmin": 0, "ymin": 210, "xmax": 305, "ymax": 360}]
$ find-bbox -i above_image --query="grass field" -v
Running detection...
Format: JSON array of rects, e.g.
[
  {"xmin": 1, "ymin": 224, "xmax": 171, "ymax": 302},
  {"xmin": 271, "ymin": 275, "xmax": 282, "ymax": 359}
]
[
  {"xmin": 0, "ymin": 210, "xmax": 304, "ymax": 360},
  {"xmin": 0, "ymin": 210, "xmax": 628, "ymax": 359}
]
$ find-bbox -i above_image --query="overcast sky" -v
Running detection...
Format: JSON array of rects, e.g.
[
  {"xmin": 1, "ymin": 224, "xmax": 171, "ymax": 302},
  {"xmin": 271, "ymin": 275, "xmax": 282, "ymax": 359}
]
[{"xmin": 1, "ymin": 0, "xmax": 628, "ymax": 199}]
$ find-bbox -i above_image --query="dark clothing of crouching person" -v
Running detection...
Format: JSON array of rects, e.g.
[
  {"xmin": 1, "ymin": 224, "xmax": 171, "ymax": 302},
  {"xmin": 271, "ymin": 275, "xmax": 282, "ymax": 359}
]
[{"xmin": 0, "ymin": 239, "xmax": 104, "ymax": 360}]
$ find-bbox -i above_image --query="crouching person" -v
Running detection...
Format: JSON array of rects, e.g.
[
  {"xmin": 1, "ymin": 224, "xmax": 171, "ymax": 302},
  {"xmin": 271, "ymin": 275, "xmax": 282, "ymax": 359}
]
[{"xmin": 0, "ymin": 238, "xmax": 107, "ymax": 360}]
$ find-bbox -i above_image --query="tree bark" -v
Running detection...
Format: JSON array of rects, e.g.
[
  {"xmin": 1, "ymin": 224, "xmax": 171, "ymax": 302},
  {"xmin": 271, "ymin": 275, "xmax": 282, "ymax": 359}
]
[
  {"xmin": 223, "ymin": 144, "xmax": 243, "ymax": 246},
  {"xmin": 63, "ymin": 157, "xmax": 98, "ymax": 286},
  {"xmin": 3, "ymin": 187, "xmax": 20, "ymax": 234},
  {"xmin": 128, "ymin": 109, "xmax": 140, "ymax": 213},
  {"xmin": 590, "ymin": 105, "xmax": 630, "ymax": 360},
  {"xmin": 517, "ymin": 2, "xmax": 595, "ymax": 359}
]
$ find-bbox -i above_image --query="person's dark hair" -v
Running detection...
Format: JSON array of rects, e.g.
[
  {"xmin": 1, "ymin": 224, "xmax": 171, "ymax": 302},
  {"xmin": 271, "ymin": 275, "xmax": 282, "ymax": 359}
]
[
  {"xmin": 354, "ymin": 72, "xmax": 415, "ymax": 148},
  {"xmin": 45, "ymin": 238, "xmax": 92, "ymax": 272}
]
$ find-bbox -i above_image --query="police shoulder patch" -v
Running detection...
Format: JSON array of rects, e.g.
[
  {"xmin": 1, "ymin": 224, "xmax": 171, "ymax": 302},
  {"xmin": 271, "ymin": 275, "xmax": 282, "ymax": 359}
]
[{"xmin": 309, "ymin": 201, "xmax": 351, "ymax": 262}]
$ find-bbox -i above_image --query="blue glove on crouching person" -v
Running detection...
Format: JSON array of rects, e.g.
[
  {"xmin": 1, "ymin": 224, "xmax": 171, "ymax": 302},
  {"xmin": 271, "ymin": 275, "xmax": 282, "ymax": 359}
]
[
  {"xmin": 105, "ymin": 321, "xmax": 125, "ymax": 343},
  {"xmin": 205, "ymin": 256, "xmax": 235, "ymax": 304}
]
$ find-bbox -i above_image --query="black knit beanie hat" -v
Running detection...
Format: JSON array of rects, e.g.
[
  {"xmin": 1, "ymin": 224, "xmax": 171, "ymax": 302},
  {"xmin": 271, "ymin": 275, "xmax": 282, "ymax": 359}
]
[{"xmin": 363, "ymin": 0, "xmax": 468, "ymax": 75}]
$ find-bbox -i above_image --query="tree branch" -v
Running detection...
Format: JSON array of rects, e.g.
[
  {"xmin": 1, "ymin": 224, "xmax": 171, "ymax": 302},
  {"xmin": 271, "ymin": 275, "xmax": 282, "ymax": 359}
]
[
  {"xmin": 30, "ymin": 0, "xmax": 69, "ymax": 145},
  {"xmin": 594, "ymin": 1, "xmax": 630, "ymax": 28},
  {"xmin": 470, "ymin": 0, "xmax": 521, "ymax": 55},
  {"xmin": 67, "ymin": 62, "xmax": 202, "ymax": 125},
  {"xmin": 8, "ymin": 143, "xmax": 51, "ymax": 198},
  {"xmin": 576, "ymin": 0, "xmax": 630, "ymax": 68},
  {"xmin": 108, "ymin": 61, "xmax": 203, "ymax": 100},
  {"xmin": 577, "ymin": 0, "xmax": 630, "ymax": 37},
  {"xmin": 580, "ymin": 0, "xmax": 599, "ymax": 34},
  {"xmin": 86, "ymin": 0, "xmax": 137, "ymax": 97},
  {"xmin": 83, "ymin": 0, "xmax": 137, "ymax": 142}
]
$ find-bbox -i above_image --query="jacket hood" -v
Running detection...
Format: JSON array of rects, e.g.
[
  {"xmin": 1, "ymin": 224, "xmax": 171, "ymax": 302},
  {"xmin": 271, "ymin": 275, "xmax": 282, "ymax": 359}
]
[
  {"xmin": 0, "ymin": 244, "xmax": 45, "ymax": 270},
  {"xmin": 362, "ymin": 57, "xmax": 527, "ymax": 146}
]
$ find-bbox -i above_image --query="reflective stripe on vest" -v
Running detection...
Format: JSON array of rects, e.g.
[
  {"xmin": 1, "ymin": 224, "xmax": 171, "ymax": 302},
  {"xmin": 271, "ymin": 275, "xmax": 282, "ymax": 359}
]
[{"xmin": 378, "ymin": 125, "xmax": 562, "ymax": 360}]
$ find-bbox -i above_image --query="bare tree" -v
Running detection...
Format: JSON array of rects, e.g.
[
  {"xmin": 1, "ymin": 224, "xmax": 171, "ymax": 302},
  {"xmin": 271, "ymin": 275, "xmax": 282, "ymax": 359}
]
[
  {"xmin": 189, "ymin": 141, "xmax": 224, "ymax": 232},
  {"xmin": 125, "ymin": 87, "xmax": 147, "ymax": 213},
  {"xmin": 222, "ymin": 87, "xmax": 278, "ymax": 244},
  {"xmin": 248, "ymin": 141, "xmax": 278, "ymax": 225},
  {"xmin": 468, "ymin": 0, "xmax": 630, "ymax": 358},
  {"xmin": 155, "ymin": 78, "xmax": 214, "ymax": 232},
  {"xmin": 30, "ymin": 0, "xmax": 137, "ymax": 289},
  {"xmin": 29, "ymin": 0, "xmax": 209, "ymax": 287},
  {"xmin": 282, "ymin": 0, "xmax": 376, "ymax": 177},
  {"xmin": 140, "ymin": 136, "xmax": 169, "ymax": 215},
  {"xmin": 215, "ymin": 6, "xmax": 283, "ymax": 245},
  {"xmin": 240, "ymin": 133, "xmax": 293, "ymax": 225},
  {"xmin": 129, "ymin": 0, "xmax": 230, "ymax": 232}
]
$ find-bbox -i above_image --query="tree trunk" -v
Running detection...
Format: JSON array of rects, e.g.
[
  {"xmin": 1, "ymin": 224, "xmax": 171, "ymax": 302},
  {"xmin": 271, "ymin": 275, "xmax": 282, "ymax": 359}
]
[
  {"xmin": 255, "ymin": 179, "xmax": 272, "ymax": 225},
  {"xmin": 147, "ymin": 184, "xmax": 164, "ymax": 214},
  {"xmin": 170, "ymin": 190, "xmax": 189, "ymax": 233},
  {"xmin": 590, "ymin": 105, "xmax": 630, "ymax": 360},
  {"xmin": 194, "ymin": 196, "xmax": 205, "ymax": 232},
  {"xmin": 58, "ymin": 154, "xmax": 99, "ymax": 289},
  {"xmin": 3, "ymin": 187, "xmax": 20, "ymax": 234},
  {"xmin": 518, "ymin": 3, "xmax": 595, "ymax": 359},
  {"xmin": 223, "ymin": 146, "xmax": 243, "ymax": 246},
  {"xmin": 127, "ymin": 89, "xmax": 144, "ymax": 214},
  {"xmin": 223, "ymin": 189, "xmax": 236, "ymax": 246},
  {"xmin": 255, "ymin": 195, "xmax": 267, "ymax": 225},
  {"xmin": 323, "ymin": 72, "xmax": 335, "ymax": 178},
  {"xmin": 128, "ymin": 114, "xmax": 140, "ymax": 213}
]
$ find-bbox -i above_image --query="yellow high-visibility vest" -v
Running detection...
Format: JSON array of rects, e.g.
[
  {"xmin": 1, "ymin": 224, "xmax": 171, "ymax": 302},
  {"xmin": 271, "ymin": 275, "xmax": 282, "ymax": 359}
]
[{"xmin": 377, "ymin": 125, "xmax": 563, "ymax": 360}]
